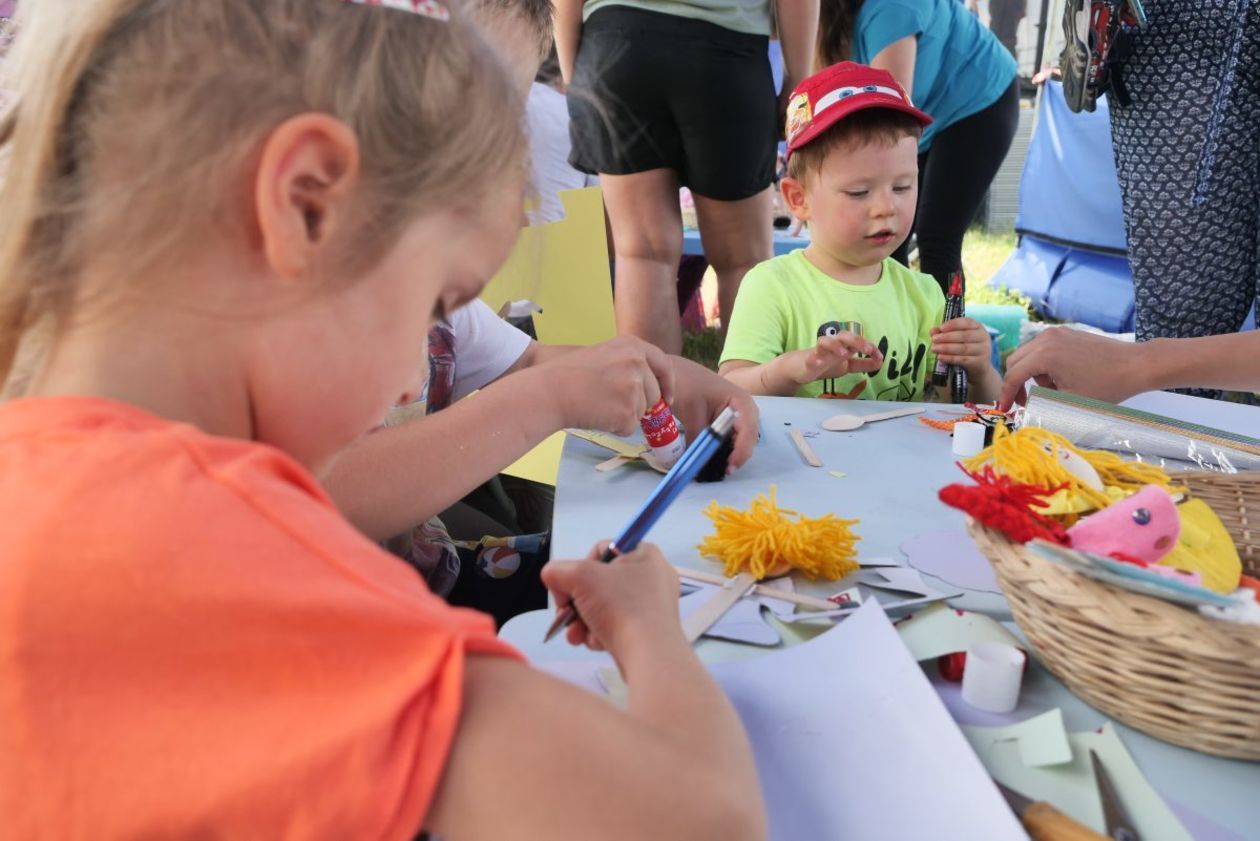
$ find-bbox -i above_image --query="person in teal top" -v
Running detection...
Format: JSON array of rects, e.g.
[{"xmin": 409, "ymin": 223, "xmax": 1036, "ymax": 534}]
[
  {"xmin": 720, "ymin": 62, "xmax": 1001, "ymax": 403},
  {"xmin": 818, "ymin": 0, "xmax": 1019, "ymax": 297}
]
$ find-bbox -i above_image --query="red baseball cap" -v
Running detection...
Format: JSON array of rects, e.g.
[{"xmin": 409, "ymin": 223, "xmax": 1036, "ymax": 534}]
[{"xmin": 784, "ymin": 62, "xmax": 932, "ymax": 159}]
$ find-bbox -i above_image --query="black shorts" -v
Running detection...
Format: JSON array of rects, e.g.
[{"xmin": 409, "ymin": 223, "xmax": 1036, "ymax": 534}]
[{"xmin": 567, "ymin": 7, "xmax": 778, "ymax": 201}]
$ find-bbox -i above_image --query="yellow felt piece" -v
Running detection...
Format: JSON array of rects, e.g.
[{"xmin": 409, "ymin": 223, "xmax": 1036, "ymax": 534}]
[
  {"xmin": 500, "ymin": 431, "xmax": 566, "ymax": 486},
  {"xmin": 1161, "ymin": 499, "xmax": 1243, "ymax": 594},
  {"xmin": 479, "ymin": 186, "xmax": 615, "ymax": 346}
]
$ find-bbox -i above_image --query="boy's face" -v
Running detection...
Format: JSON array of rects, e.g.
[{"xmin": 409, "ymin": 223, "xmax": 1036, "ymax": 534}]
[{"xmin": 783, "ymin": 134, "xmax": 920, "ymax": 270}]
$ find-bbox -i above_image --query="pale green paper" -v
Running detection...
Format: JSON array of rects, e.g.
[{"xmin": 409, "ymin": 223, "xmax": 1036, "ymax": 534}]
[
  {"xmin": 964, "ymin": 720, "xmax": 1191, "ymax": 841},
  {"xmin": 964, "ymin": 708, "xmax": 1074, "ymax": 767},
  {"xmin": 896, "ymin": 602, "xmax": 1021, "ymax": 661}
]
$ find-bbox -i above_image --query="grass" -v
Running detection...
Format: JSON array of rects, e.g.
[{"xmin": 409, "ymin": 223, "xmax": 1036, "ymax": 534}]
[{"xmin": 680, "ymin": 226, "xmax": 1024, "ymax": 370}]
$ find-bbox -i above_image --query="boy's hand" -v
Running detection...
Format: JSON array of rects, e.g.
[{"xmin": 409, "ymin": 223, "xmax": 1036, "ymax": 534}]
[
  {"xmin": 931, "ymin": 318, "xmax": 993, "ymax": 379},
  {"xmin": 781, "ymin": 331, "xmax": 883, "ymax": 386},
  {"xmin": 541, "ymin": 542, "xmax": 683, "ymax": 655},
  {"xmin": 932, "ymin": 318, "xmax": 1002, "ymax": 403}
]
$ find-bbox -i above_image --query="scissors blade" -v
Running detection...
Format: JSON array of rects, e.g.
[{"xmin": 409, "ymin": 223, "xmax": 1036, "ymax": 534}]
[{"xmin": 1091, "ymin": 749, "xmax": 1141, "ymax": 841}]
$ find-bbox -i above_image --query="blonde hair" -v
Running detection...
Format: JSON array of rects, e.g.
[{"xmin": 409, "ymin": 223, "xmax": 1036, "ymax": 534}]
[{"xmin": 0, "ymin": 0, "xmax": 528, "ymax": 388}]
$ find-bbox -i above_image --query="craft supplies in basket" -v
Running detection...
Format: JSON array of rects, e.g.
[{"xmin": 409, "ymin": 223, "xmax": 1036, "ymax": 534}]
[{"xmin": 966, "ymin": 470, "xmax": 1260, "ymax": 761}]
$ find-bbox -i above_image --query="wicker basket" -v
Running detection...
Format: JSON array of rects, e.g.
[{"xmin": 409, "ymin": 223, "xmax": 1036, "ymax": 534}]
[{"xmin": 967, "ymin": 471, "xmax": 1260, "ymax": 761}]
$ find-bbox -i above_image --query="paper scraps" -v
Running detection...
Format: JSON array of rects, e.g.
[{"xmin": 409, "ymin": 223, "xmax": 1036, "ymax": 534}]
[
  {"xmin": 902, "ymin": 528, "xmax": 1003, "ymax": 593},
  {"xmin": 896, "ymin": 603, "xmax": 1020, "ymax": 661}
]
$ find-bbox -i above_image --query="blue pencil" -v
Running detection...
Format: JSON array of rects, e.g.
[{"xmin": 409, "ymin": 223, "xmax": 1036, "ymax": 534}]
[{"xmin": 543, "ymin": 407, "xmax": 739, "ymax": 642}]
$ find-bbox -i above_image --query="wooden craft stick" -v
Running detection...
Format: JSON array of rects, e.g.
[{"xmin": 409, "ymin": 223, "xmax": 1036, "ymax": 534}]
[
  {"xmin": 788, "ymin": 429, "xmax": 823, "ymax": 467},
  {"xmin": 676, "ymin": 567, "xmax": 838, "ymax": 612},
  {"xmin": 594, "ymin": 455, "xmax": 633, "ymax": 473},
  {"xmin": 681, "ymin": 572, "xmax": 758, "ymax": 643}
]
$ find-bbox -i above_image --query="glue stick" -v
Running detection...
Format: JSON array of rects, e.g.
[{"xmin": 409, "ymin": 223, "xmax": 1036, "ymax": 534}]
[{"xmin": 640, "ymin": 400, "xmax": 686, "ymax": 468}]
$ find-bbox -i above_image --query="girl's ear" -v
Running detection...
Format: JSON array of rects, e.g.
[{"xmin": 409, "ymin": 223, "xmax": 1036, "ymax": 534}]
[
  {"xmin": 254, "ymin": 114, "xmax": 361, "ymax": 281},
  {"xmin": 780, "ymin": 175, "xmax": 809, "ymax": 222}
]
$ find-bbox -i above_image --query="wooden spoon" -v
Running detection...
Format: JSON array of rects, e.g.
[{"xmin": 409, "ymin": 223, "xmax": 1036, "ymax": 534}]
[{"xmin": 821, "ymin": 406, "xmax": 925, "ymax": 432}]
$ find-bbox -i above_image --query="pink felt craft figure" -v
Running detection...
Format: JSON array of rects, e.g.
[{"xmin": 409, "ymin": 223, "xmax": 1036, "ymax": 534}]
[{"xmin": 1066, "ymin": 485, "xmax": 1180, "ymax": 565}]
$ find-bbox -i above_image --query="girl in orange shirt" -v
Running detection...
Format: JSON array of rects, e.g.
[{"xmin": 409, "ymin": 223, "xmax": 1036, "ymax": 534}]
[{"xmin": 0, "ymin": 2, "xmax": 764, "ymax": 839}]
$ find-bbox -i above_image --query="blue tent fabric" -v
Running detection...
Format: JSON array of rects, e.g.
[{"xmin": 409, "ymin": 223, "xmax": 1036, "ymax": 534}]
[
  {"xmin": 991, "ymin": 81, "xmax": 1137, "ymax": 331},
  {"xmin": 1015, "ymin": 82, "xmax": 1128, "ymax": 254}
]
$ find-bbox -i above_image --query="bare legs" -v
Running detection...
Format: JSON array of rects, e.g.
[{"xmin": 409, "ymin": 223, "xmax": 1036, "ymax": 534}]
[{"xmin": 603, "ymin": 170, "xmax": 773, "ymax": 355}]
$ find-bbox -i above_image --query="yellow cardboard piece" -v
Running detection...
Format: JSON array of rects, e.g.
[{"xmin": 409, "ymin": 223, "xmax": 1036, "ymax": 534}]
[
  {"xmin": 501, "ymin": 431, "xmax": 566, "ymax": 485},
  {"xmin": 483, "ymin": 186, "xmax": 614, "ymax": 484},
  {"xmin": 479, "ymin": 186, "xmax": 614, "ymax": 346},
  {"xmin": 1161, "ymin": 498, "xmax": 1243, "ymax": 593}
]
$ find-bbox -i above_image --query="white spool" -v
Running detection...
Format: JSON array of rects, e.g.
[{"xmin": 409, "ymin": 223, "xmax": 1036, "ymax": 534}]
[
  {"xmin": 961, "ymin": 641, "xmax": 1025, "ymax": 713},
  {"xmin": 952, "ymin": 421, "xmax": 987, "ymax": 457}
]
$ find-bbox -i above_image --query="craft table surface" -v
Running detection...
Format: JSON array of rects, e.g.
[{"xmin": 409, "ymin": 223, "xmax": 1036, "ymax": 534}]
[
  {"xmin": 552, "ymin": 396, "xmax": 1010, "ymax": 615},
  {"xmin": 503, "ymin": 393, "xmax": 1260, "ymax": 839}
]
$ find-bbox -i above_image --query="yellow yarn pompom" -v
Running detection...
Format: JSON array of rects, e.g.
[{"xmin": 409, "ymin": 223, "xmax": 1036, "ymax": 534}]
[
  {"xmin": 698, "ymin": 486, "xmax": 860, "ymax": 581},
  {"xmin": 963, "ymin": 425, "xmax": 1182, "ymax": 522}
]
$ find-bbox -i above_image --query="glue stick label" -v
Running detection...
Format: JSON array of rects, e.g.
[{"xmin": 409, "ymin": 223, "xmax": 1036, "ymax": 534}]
[{"xmin": 640, "ymin": 400, "xmax": 685, "ymax": 467}]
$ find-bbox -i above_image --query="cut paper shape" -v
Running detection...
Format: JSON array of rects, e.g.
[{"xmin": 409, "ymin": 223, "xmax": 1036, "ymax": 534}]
[
  {"xmin": 704, "ymin": 597, "xmax": 781, "ymax": 647},
  {"xmin": 710, "ymin": 602, "xmax": 1026, "ymax": 841},
  {"xmin": 965, "ymin": 709, "xmax": 1073, "ymax": 768},
  {"xmin": 858, "ymin": 566, "xmax": 940, "ymax": 598},
  {"xmin": 859, "ymin": 556, "xmax": 900, "ymax": 568},
  {"xmin": 759, "ymin": 576, "xmax": 799, "ymax": 617},
  {"xmin": 501, "ymin": 430, "xmax": 565, "ymax": 485},
  {"xmin": 902, "ymin": 528, "xmax": 1003, "ymax": 593},
  {"xmin": 679, "ymin": 584, "xmax": 781, "ymax": 647},
  {"xmin": 963, "ymin": 722, "xmax": 1191, "ymax": 841},
  {"xmin": 896, "ymin": 603, "xmax": 1021, "ymax": 661},
  {"xmin": 828, "ymin": 470, "xmax": 847, "ymax": 479}
]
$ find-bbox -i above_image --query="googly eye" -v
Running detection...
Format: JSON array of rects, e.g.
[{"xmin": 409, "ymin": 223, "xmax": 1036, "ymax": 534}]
[{"xmin": 1132, "ymin": 508, "xmax": 1152, "ymax": 526}]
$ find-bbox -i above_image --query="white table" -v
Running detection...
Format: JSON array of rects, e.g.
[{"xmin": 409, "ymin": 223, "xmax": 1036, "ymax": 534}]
[{"xmin": 501, "ymin": 395, "xmax": 1260, "ymax": 839}]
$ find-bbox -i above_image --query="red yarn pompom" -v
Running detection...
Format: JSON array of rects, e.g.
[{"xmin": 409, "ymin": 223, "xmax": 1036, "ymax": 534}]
[{"xmin": 939, "ymin": 465, "xmax": 1070, "ymax": 545}]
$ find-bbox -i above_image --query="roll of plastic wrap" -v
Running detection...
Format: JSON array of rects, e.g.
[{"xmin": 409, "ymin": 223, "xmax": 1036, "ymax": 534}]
[
  {"xmin": 961, "ymin": 642, "xmax": 1025, "ymax": 713},
  {"xmin": 1022, "ymin": 388, "xmax": 1260, "ymax": 472}
]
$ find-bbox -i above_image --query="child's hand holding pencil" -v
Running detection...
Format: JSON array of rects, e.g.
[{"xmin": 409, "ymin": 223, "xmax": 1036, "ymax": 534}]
[{"xmin": 541, "ymin": 542, "xmax": 682, "ymax": 651}]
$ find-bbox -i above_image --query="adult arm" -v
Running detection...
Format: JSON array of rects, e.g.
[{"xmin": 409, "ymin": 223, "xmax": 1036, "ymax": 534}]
[
  {"xmin": 554, "ymin": 0, "xmax": 584, "ymax": 84},
  {"xmin": 775, "ymin": 0, "xmax": 820, "ymax": 98},
  {"xmin": 869, "ymin": 35, "xmax": 918, "ymax": 97},
  {"xmin": 999, "ymin": 327, "xmax": 1260, "ymax": 409}
]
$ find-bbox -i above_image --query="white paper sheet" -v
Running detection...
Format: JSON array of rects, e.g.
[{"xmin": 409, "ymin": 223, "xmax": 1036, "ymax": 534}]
[{"xmin": 710, "ymin": 601, "xmax": 1028, "ymax": 841}]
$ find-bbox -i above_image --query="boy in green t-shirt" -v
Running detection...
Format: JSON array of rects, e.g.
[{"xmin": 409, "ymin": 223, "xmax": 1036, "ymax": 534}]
[{"xmin": 720, "ymin": 62, "xmax": 1000, "ymax": 403}]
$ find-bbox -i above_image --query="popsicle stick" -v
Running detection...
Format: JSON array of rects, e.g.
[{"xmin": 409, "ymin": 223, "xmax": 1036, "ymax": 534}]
[
  {"xmin": 681, "ymin": 572, "xmax": 757, "ymax": 643},
  {"xmin": 594, "ymin": 455, "xmax": 633, "ymax": 473},
  {"xmin": 675, "ymin": 567, "xmax": 838, "ymax": 612},
  {"xmin": 788, "ymin": 429, "xmax": 823, "ymax": 467}
]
